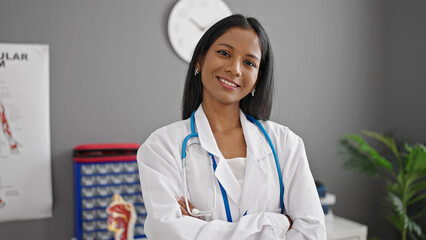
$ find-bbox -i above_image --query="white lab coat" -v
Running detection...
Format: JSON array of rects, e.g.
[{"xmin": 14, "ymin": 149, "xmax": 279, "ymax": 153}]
[{"xmin": 137, "ymin": 106, "xmax": 326, "ymax": 239}]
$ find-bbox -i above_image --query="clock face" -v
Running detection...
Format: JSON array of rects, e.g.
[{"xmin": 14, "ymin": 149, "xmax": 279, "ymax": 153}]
[{"xmin": 168, "ymin": 0, "xmax": 232, "ymax": 62}]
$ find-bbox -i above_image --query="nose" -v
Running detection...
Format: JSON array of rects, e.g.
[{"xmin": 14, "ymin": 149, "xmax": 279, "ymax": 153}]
[{"xmin": 225, "ymin": 60, "xmax": 241, "ymax": 77}]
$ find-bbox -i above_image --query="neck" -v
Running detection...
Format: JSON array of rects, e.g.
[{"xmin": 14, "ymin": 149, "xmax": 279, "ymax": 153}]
[{"xmin": 202, "ymin": 102, "xmax": 241, "ymax": 133}]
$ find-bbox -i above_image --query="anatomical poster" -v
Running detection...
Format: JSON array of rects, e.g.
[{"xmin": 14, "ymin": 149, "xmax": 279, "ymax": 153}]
[{"xmin": 0, "ymin": 43, "xmax": 52, "ymax": 222}]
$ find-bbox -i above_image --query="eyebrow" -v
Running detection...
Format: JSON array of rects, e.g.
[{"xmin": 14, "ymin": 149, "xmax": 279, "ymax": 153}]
[{"xmin": 217, "ymin": 43, "xmax": 260, "ymax": 61}]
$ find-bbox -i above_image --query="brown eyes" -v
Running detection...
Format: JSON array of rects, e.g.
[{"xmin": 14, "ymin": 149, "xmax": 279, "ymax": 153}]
[
  {"xmin": 217, "ymin": 50, "xmax": 230, "ymax": 57},
  {"xmin": 243, "ymin": 60, "xmax": 256, "ymax": 68},
  {"xmin": 216, "ymin": 50, "xmax": 257, "ymax": 68}
]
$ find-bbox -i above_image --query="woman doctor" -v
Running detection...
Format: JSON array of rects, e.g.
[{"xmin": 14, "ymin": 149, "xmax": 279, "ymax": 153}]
[{"xmin": 137, "ymin": 14, "xmax": 326, "ymax": 239}]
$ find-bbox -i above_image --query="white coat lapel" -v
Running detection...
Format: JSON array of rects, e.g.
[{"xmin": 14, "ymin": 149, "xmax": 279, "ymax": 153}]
[
  {"xmin": 194, "ymin": 106, "xmax": 242, "ymax": 206},
  {"xmin": 194, "ymin": 106, "xmax": 222, "ymax": 159},
  {"xmin": 239, "ymin": 111, "xmax": 272, "ymax": 215}
]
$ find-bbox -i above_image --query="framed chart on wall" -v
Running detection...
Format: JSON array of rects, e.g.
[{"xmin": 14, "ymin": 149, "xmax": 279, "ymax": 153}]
[{"xmin": 0, "ymin": 43, "xmax": 52, "ymax": 222}]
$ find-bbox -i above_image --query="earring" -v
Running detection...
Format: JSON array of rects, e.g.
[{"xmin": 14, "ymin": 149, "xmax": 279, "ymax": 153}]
[
  {"xmin": 194, "ymin": 67, "xmax": 200, "ymax": 75},
  {"xmin": 251, "ymin": 88, "xmax": 256, "ymax": 96}
]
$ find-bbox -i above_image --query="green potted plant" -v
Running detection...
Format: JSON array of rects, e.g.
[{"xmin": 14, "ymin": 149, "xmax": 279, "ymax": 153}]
[{"xmin": 339, "ymin": 130, "xmax": 426, "ymax": 240}]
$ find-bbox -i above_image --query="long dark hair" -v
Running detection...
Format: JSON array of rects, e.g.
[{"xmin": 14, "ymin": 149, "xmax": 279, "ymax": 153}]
[{"xmin": 181, "ymin": 14, "xmax": 274, "ymax": 120}]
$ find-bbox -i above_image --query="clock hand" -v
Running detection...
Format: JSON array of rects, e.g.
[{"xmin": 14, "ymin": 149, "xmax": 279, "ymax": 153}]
[
  {"xmin": 189, "ymin": 18, "xmax": 205, "ymax": 31},
  {"xmin": 203, "ymin": 18, "xmax": 221, "ymax": 30}
]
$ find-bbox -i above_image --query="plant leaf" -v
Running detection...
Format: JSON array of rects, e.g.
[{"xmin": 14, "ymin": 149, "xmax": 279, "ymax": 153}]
[
  {"xmin": 386, "ymin": 182, "xmax": 402, "ymax": 196},
  {"xmin": 384, "ymin": 208, "xmax": 403, "ymax": 233},
  {"xmin": 339, "ymin": 137, "xmax": 383, "ymax": 177},
  {"xmin": 363, "ymin": 130, "xmax": 400, "ymax": 160},
  {"xmin": 386, "ymin": 192, "xmax": 425, "ymax": 238},
  {"xmin": 339, "ymin": 131, "xmax": 426, "ymax": 239},
  {"xmin": 411, "ymin": 179, "xmax": 426, "ymax": 193},
  {"xmin": 407, "ymin": 218, "xmax": 424, "ymax": 239},
  {"xmin": 363, "ymin": 130, "xmax": 396, "ymax": 149},
  {"xmin": 405, "ymin": 143, "xmax": 426, "ymax": 174},
  {"xmin": 387, "ymin": 192, "xmax": 405, "ymax": 217},
  {"xmin": 344, "ymin": 134, "xmax": 393, "ymax": 171},
  {"xmin": 407, "ymin": 193, "xmax": 426, "ymax": 206},
  {"xmin": 406, "ymin": 180, "xmax": 426, "ymax": 202}
]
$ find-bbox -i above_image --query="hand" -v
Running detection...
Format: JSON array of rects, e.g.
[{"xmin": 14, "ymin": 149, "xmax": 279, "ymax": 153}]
[
  {"xmin": 176, "ymin": 196, "xmax": 200, "ymax": 219},
  {"xmin": 189, "ymin": 18, "xmax": 205, "ymax": 31},
  {"xmin": 285, "ymin": 215, "xmax": 293, "ymax": 230}
]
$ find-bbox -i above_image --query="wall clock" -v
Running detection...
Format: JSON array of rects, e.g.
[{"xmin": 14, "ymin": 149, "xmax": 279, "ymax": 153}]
[{"xmin": 168, "ymin": 0, "xmax": 232, "ymax": 62}]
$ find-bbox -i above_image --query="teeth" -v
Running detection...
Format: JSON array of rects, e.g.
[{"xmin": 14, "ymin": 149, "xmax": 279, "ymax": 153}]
[{"xmin": 219, "ymin": 78, "xmax": 237, "ymax": 87}]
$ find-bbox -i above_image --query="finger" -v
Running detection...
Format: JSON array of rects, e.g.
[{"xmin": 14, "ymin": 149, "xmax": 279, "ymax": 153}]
[
  {"xmin": 179, "ymin": 198, "xmax": 202, "ymax": 219},
  {"xmin": 176, "ymin": 197, "xmax": 186, "ymax": 215},
  {"xmin": 179, "ymin": 196, "xmax": 192, "ymax": 210},
  {"xmin": 176, "ymin": 197, "xmax": 184, "ymax": 207},
  {"xmin": 177, "ymin": 196, "xmax": 191, "ymax": 216},
  {"xmin": 180, "ymin": 196, "xmax": 196, "ymax": 210},
  {"xmin": 176, "ymin": 196, "xmax": 187, "ymax": 209},
  {"xmin": 180, "ymin": 205, "xmax": 190, "ymax": 216},
  {"xmin": 178, "ymin": 201, "xmax": 189, "ymax": 216}
]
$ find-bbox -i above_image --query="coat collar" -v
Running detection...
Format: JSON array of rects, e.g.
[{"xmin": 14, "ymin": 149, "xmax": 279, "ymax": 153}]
[
  {"xmin": 193, "ymin": 105, "xmax": 272, "ymax": 213},
  {"xmin": 193, "ymin": 105, "xmax": 271, "ymax": 161},
  {"xmin": 193, "ymin": 105, "xmax": 223, "ymax": 159}
]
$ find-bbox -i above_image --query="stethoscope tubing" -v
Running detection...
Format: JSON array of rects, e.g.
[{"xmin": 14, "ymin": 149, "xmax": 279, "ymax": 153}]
[
  {"xmin": 182, "ymin": 151, "xmax": 218, "ymax": 217},
  {"xmin": 245, "ymin": 114, "xmax": 285, "ymax": 214},
  {"xmin": 181, "ymin": 110, "xmax": 285, "ymax": 222},
  {"xmin": 210, "ymin": 153, "xmax": 232, "ymax": 222}
]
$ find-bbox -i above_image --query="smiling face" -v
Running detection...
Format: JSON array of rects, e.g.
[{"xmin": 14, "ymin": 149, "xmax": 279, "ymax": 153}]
[{"xmin": 198, "ymin": 27, "xmax": 262, "ymax": 107}]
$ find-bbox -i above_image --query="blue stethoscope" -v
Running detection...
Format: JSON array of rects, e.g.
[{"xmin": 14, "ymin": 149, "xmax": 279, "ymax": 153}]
[{"xmin": 181, "ymin": 110, "xmax": 285, "ymax": 222}]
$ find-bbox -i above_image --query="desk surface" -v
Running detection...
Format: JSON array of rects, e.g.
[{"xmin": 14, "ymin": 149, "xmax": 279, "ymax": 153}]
[{"xmin": 326, "ymin": 215, "xmax": 368, "ymax": 240}]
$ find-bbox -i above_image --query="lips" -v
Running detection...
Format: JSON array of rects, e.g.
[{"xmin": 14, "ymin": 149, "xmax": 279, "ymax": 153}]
[{"xmin": 217, "ymin": 76, "xmax": 240, "ymax": 89}]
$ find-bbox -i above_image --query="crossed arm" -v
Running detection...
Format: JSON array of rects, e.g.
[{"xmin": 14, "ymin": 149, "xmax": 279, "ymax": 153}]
[{"xmin": 176, "ymin": 196, "xmax": 293, "ymax": 230}]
